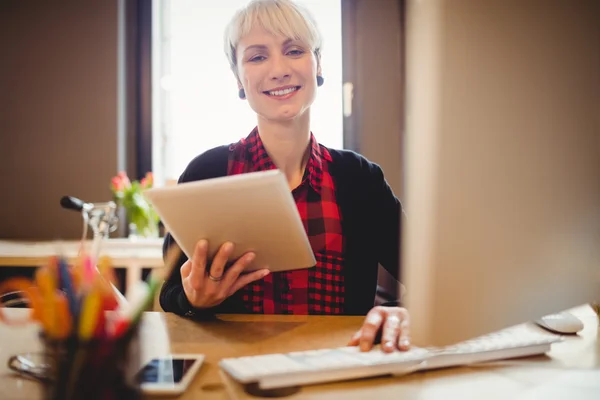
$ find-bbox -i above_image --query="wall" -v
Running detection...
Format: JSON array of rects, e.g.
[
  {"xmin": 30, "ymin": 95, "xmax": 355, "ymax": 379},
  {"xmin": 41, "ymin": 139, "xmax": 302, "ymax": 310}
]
[
  {"xmin": 353, "ymin": 0, "xmax": 405, "ymax": 299},
  {"xmin": 0, "ymin": 0, "xmax": 121, "ymax": 240},
  {"xmin": 355, "ymin": 0, "xmax": 404, "ymax": 200}
]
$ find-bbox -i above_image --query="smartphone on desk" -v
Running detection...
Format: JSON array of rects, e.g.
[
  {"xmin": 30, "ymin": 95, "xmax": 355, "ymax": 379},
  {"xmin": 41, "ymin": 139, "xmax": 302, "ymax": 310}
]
[{"xmin": 137, "ymin": 354, "xmax": 205, "ymax": 396}]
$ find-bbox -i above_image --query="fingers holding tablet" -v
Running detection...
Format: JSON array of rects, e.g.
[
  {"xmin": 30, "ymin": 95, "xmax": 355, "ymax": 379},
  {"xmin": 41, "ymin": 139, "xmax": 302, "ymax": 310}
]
[
  {"xmin": 225, "ymin": 255, "xmax": 269, "ymax": 297},
  {"xmin": 188, "ymin": 240, "xmax": 208, "ymax": 290},
  {"xmin": 208, "ymin": 241, "xmax": 234, "ymax": 281},
  {"xmin": 181, "ymin": 240, "xmax": 269, "ymax": 309}
]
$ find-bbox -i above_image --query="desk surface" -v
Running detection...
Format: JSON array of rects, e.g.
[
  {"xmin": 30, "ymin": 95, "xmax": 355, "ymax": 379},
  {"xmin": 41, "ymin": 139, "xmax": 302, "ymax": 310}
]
[
  {"xmin": 0, "ymin": 306, "xmax": 598, "ymax": 400},
  {"xmin": 0, "ymin": 238, "xmax": 164, "ymax": 267}
]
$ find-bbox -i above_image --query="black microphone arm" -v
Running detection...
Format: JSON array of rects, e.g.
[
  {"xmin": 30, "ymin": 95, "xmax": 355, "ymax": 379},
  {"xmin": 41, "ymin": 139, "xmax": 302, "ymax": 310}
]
[
  {"xmin": 60, "ymin": 196, "xmax": 92, "ymax": 212},
  {"xmin": 59, "ymin": 195, "xmax": 118, "ymax": 241}
]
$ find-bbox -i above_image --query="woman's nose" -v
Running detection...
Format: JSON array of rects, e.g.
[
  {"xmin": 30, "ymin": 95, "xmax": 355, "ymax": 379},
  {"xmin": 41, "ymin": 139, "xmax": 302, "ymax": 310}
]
[{"xmin": 269, "ymin": 54, "xmax": 292, "ymax": 81}]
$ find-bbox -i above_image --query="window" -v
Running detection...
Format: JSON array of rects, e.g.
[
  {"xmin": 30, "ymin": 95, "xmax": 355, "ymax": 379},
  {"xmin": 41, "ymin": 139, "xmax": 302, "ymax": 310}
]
[{"xmin": 151, "ymin": 0, "xmax": 344, "ymax": 186}]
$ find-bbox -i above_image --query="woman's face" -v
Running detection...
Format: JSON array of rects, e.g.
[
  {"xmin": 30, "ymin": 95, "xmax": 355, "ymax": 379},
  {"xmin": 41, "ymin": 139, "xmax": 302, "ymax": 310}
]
[{"xmin": 236, "ymin": 26, "xmax": 320, "ymax": 123}]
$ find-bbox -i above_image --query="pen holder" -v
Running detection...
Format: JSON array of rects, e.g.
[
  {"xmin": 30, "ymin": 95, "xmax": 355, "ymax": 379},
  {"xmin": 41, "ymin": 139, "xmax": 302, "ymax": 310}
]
[{"xmin": 41, "ymin": 328, "xmax": 142, "ymax": 400}]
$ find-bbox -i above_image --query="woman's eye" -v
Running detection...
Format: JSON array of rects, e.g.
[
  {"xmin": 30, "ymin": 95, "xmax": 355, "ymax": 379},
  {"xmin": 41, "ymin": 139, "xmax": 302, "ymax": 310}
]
[
  {"xmin": 249, "ymin": 55, "xmax": 266, "ymax": 62},
  {"xmin": 287, "ymin": 49, "xmax": 305, "ymax": 56}
]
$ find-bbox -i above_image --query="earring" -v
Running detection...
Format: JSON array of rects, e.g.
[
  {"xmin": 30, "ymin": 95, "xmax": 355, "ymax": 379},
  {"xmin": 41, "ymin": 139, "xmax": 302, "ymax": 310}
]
[
  {"xmin": 238, "ymin": 88, "xmax": 246, "ymax": 99},
  {"xmin": 316, "ymin": 75, "xmax": 324, "ymax": 87}
]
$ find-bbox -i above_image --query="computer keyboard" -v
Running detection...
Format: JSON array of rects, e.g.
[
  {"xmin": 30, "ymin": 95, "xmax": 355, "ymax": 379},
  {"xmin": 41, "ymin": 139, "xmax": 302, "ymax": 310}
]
[{"xmin": 219, "ymin": 324, "xmax": 561, "ymax": 390}]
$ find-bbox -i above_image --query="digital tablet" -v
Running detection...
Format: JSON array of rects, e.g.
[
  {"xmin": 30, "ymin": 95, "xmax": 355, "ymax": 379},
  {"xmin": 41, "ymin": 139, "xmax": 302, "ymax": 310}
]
[{"xmin": 144, "ymin": 170, "xmax": 316, "ymax": 273}]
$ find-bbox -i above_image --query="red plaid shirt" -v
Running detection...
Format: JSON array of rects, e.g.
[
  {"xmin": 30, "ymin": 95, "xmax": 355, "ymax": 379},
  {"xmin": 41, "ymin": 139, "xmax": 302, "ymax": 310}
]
[{"xmin": 227, "ymin": 128, "xmax": 345, "ymax": 315}]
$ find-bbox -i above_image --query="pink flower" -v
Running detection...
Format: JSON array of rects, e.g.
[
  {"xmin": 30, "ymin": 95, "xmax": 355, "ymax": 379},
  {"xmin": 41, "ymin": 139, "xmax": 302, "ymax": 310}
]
[
  {"xmin": 140, "ymin": 172, "xmax": 154, "ymax": 189},
  {"xmin": 111, "ymin": 176, "xmax": 124, "ymax": 192},
  {"xmin": 117, "ymin": 171, "xmax": 131, "ymax": 188}
]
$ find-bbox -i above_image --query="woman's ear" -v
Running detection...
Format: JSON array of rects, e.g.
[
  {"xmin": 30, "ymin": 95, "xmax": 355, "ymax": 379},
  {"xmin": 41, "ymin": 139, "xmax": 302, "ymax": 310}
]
[
  {"xmin": 232, "ymin": 66, "xmax": 241, "ymax": 88},
  {"xmin": 316, "ymin": 62, "xmax": 324, "ymax": 87},
  {"xmin": 235, "ymin": 73, "xmax": 246, "ymax": 99}
]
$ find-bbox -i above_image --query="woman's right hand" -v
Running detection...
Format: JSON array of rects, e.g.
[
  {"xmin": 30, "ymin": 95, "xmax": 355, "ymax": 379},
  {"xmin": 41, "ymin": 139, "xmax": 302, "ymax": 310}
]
[{"xmin": 181, "ymin": 239, "xmax": 269, "ymax": 309}]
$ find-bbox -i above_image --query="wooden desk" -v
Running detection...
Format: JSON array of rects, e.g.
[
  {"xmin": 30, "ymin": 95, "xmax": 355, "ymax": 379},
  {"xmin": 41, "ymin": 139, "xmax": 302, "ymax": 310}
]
[
  {"xmin": 0, "ymin": 306, "xmax": 597, "ymax": 400},
  {"xmin": 0, "ymin": 238, "xmax": 164, "ymax": 292}
]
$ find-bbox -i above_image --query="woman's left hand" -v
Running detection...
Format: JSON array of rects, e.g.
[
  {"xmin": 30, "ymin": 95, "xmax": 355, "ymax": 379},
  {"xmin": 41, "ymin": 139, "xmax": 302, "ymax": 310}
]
[{"xmin": 348, "ymin": 306, "xmax": 411, "ymax": 353}]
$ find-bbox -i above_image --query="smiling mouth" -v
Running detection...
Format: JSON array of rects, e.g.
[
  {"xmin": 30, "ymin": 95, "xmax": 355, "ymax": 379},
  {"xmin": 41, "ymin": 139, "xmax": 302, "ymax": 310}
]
[{"xmin": 263, "ymin": 86, "xmax": 301, "ymax": 97}]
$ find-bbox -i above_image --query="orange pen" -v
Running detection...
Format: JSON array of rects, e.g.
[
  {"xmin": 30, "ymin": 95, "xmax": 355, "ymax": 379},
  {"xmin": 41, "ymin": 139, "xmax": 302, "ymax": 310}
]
[
  {"xmin": 35, "ymin": 267, "xmax": 60, "ymax": 338},
  {"xmin": 97, "ymin": 256, "xmax": 117, "ymax": 285},
  {"xmin": 70, "ymin": 255, "xmax": 85, "ymax": 293},
  {"xmin": 97, "ymin": 256, "xmax": 119, "ymax": 311}
]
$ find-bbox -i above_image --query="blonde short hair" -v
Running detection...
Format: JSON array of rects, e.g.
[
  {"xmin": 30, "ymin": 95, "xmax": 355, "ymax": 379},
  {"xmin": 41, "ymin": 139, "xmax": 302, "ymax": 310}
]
[{"xmin": 224, "ymin": 0, "xmax": 323, "ymax": 77}]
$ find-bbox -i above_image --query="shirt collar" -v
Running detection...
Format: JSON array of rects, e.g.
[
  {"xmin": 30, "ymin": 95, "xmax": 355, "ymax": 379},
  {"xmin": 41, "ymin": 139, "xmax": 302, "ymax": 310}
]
[{"xmin": 242, "ymin": 127, "xmax": 329, "ymax": 193}]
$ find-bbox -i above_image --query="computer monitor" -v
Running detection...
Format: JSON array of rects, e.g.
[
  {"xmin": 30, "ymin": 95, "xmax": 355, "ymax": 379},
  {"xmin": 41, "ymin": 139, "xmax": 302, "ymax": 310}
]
[{"xmin": 401, "ymin": 0, "xmax": 600, "ymax": 347}]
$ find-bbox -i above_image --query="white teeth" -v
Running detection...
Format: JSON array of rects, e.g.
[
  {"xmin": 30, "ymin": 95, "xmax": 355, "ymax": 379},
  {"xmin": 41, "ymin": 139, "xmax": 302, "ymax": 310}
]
[{"xmin": 268, "ymin": 87, "xmax": 298, "ymax": 96}]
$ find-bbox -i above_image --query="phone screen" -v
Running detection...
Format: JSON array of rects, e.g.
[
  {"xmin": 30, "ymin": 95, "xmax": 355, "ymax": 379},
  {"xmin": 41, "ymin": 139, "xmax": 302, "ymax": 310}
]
[{"xmin": 138, "ymin": 358, "xmax": 199, "ymax": 384}]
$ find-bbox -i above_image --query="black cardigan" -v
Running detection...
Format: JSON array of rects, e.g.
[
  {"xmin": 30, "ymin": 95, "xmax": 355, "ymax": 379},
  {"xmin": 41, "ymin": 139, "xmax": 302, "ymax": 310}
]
[{"xmin": 159, "ymin": 144, "xmax": 402, "ymax": 316}]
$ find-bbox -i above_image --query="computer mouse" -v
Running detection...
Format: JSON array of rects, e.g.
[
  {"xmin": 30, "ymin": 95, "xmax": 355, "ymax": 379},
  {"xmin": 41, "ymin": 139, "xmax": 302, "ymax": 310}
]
[{"xmin": 534, "ymin": 311, "xmax": 584, "ymax": 334}]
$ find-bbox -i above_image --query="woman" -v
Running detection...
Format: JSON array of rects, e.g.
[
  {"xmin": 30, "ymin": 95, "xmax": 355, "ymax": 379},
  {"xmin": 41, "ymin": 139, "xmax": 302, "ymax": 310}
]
[{"xmin": 160, "ymin": 0, "xmax": 410, "ymax": 353}]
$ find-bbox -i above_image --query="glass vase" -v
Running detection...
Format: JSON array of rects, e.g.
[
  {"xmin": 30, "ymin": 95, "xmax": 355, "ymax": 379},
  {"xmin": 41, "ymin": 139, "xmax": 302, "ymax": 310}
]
[{"xmin": 128, "ymin": 221, "xmax": 158, "ymax": 240}]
